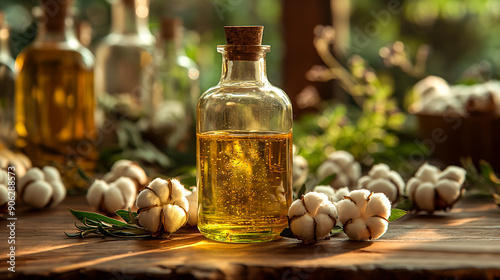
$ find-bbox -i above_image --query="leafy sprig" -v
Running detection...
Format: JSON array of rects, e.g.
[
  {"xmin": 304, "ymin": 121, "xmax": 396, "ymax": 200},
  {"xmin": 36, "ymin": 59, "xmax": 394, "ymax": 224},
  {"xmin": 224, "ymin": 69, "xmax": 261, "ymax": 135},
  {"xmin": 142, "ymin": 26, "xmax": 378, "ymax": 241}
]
[
  {"xmin": 461, "ymin": 158, "xmax": 500, "ymax": 206},
  {"xmin": 64, "ymin": 209, "xmax": 169, "ymax": 239}
]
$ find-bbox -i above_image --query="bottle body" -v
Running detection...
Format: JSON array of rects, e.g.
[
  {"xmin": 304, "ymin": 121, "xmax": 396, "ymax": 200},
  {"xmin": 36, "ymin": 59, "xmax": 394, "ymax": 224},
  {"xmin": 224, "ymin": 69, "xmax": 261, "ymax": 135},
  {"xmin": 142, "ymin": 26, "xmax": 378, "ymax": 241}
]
[
  {"xmin": 0, "ymin": 26, "xmax": 16, "ymax": 146},
  {"xmin": 197, "ymin": 46, "xmax": 293, "ymax": 243},
  {"xmin": 15, "ymin": 4, "xmax": 97, "ymax": 187},
  {"xmin": 149, "ymin": 40, "xmax": 199, "ymax": 151},
  {"xmin": 95, "ymin": 0, "xmax": 155, "ymax": 120}
]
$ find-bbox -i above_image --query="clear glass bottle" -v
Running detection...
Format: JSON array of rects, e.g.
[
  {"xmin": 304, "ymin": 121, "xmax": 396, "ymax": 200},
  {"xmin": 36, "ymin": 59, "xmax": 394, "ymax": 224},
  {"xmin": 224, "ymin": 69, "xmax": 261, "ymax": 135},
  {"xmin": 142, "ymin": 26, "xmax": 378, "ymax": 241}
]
[
  {"xmin": 196, "ymin": 26, "xmax": 293, "ymax": 243},
  {"xmin": 95, "ymin": 0, "xmax": 155, "ymax": 120},
  {"xmin": 148, "ymin": 17, "xmax": 199, "ymax": 152},
  {"xmin": 0, "ymin": 14, "xmax": 16, "ymax": 147},
  {"xmin": 15, "ymin": 0, "xmax": 96, "ymax": 178}
]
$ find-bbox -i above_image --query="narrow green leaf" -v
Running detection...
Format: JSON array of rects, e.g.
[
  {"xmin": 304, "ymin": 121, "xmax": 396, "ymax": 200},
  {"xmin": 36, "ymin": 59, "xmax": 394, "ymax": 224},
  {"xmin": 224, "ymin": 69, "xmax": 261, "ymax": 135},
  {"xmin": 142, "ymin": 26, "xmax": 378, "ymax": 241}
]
[
  {"xmin": 280, "ymin": 227, "xmax": 294, "ymax": 238},
  {"xmin": 69, "ymin": 209, "xmax": 128, "ymax": 226},
  {"xmin": 115, "ymin": 210, "xmax": 132, "ymax": 223},
  {"xmin": 389, "ymin": 208, "xmax": 407, "ymax": 222},
  {"xmin": 394, "ymin": 198, "xmax": 413, "ymax": 211},
  {"xmin": 318, "ymin": 173, "xmax": 336, "ymax": 186},
  {"xmin": 296, "ymin": 183, "xmax": 306, "ymax": 199}
]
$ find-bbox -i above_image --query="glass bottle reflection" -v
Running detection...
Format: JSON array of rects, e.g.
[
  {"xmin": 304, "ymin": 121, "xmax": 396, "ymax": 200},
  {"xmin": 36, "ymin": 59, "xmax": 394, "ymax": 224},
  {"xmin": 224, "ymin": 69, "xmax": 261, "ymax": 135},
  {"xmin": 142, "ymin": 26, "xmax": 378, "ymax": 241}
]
[{"xmin": 0, "ymin": 13, "xmax": 16, "ymax": 147}]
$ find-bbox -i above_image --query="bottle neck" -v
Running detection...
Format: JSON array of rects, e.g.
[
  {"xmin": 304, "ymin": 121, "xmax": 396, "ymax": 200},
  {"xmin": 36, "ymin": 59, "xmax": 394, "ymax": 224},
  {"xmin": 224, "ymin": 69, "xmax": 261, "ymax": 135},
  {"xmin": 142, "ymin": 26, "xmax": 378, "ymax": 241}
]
[
  {"xmin": 218, "ymin": 46, "xmax": 270, "ymax": 85},
  {"xmin": 0, "ymin": 28, "xmax": 10, "ymax": 56},
  {"xmin": 34, "ymin": 5, "xmax": 78, "ymax": 44},
  {"xmin": 111, "ymin": 0, "xmax": 150, "ymax": 35}
]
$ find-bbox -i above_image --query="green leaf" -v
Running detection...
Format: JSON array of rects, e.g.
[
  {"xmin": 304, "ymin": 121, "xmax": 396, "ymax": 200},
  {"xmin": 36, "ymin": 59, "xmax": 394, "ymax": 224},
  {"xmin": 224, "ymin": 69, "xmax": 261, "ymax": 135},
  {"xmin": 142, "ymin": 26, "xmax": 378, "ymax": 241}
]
[
  {"xmin": 318, "ymin": 173, "xmax": 336, "ymax": 186},
  {"xmin": 330, "ymin": 226, "xmax": 343, "ymax": 234},
  {"xmin": 394, "ymin": 198, "xmax": 413, "ymax": 211},
  {"xmin": 69, "ymin": 209, "xmax": 128, "ymax": 227},
  {"xmin": 296, "ymin": 183, "xmax": 306, "ymax": 199},
  {"xmin": 115, "ymin": 210, "xmax": 132, "ymax": 223},
  {"xmin": 389, "ymin": 208, "xmax": 407, "ymax": 222},
  {"xmin": 280, "ymin": 227, "xmax": 294, "ymax": 238}
]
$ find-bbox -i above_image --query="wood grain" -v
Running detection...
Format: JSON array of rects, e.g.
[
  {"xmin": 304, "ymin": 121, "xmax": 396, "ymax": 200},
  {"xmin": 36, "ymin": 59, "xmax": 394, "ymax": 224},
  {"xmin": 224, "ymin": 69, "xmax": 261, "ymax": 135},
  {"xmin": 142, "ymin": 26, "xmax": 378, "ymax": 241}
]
[{"xmin": 1, "ymin": 197, "xmax": 500, "ymax": 280}]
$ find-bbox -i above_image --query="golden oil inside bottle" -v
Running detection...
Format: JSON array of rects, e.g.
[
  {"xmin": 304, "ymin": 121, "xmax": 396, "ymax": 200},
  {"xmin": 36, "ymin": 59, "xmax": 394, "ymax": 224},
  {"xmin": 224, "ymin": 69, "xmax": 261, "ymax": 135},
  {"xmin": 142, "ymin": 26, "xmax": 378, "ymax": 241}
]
[
  {"xmin": 197, "ymin": 130, "xmax": 292, "ymax": 243},
  {"xmin": 15, "ymin": 48, "xmax": 97, "ymax": 180}
]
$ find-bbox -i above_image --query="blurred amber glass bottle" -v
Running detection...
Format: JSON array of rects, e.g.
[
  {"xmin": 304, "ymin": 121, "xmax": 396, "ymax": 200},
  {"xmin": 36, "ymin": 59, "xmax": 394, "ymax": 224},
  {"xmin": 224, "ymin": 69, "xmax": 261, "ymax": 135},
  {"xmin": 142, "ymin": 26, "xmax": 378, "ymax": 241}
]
[
  {"xmin": 147, "ymin": 17, "xmax": 200, "ymax": 152},
  {"xmin": 15, "ymin": 0, "xmax": 96, "ymax": 176},
  {"xmin": 196, "ymin": 26, "xmax": 293, "ymax": 243},
  {"xmin": 95, "ymin": 0, "xmax": 155, "ymax": 120},
  {"xmin": 0, "ymin": 13, "xmax": 16, "ymax": 147}
]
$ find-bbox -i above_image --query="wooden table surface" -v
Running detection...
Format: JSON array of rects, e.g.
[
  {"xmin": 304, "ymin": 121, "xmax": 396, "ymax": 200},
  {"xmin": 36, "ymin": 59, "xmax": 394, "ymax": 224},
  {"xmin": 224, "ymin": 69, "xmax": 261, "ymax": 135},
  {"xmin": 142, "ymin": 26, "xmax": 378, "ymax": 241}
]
[{"xmin": 1, "ymin": 196, "xmax": 500, "ymax": 280}]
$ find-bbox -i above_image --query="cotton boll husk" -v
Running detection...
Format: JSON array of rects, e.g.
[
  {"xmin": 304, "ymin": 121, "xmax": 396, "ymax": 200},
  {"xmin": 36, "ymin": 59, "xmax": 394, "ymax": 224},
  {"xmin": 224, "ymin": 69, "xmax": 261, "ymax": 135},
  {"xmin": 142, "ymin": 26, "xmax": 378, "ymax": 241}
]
[
  {"xmin": 23, "ymin": 181, "xmax": 53, "ymax": 209},
  {"xmin": 434, "ymin": 179, "xmax": 461, "ymax": 205},
  {"xmin": 438, "ymin": 166, "xmax": 466, "ymax": 185},
  {"xmin": 365, "ymin": 179, "xmax": 398, "ymax": 203},
  {"xmin": 87, "ymin": 180, "xmax": 109, "ymax": 208},
  {"xmin": 136, "ymin": 188, "xmax": 161, "ymax": 209},
  {"xmin": 365, "ymin": 193, "xmax": 391, "ymax": 218},
  {"xmin": 314, "ymin": 213, "xmax": 335, "ymax": 238},
  {"xmin": 172, "ymin": 193, "xmax": 189, "ymax": 213},
  {"xmin": 368, "ymin": 163, "xmax": 390, "ymax": 179},
  {"xmin": 288, "ymin": 199, "xmax": 307, "ymax": 218},
  {"xmin": 415, "ymin": 164, "xmax": 439, "ymax": 183},
  {"xmin": 365, "ymin": 216, "xmax": 389, "ymax": 240},
  {"xmin": 149, "ymin": 178, "xmax": 170, "ymax": 205},
  {"xmin": 414, "ymin": 182, "xmax": 436, "ymax": 212},
  {"xmin": 138, "ymin": 206, "xmax": 162, "ymax": 233},
  {"xmin": 162, "ymin": 204, "xmax": 188, "ymax": 233},
  {"xmin": 337, "ymin": 198, "xmax": 360, "ymax": 225},
  {"xmin": 289, "ymin": 214, "xmax": 315, "ymax": 243},
  {"xmin": 302, "ymin": 192, "xmax": 328, "ymax": 216},
  {"xmin": 344, "ymin": 218, "xmax": 371, "ymax": 241}
]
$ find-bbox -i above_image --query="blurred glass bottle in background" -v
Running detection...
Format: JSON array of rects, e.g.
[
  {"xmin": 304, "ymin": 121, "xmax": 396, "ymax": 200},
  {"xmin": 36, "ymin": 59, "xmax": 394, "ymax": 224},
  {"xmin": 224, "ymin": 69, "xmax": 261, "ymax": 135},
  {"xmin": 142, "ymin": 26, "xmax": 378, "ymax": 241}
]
[
  {"xmin": 0, "ymin": 12, "xmax": 16, "ymax": 147},
  {"xmin": 15, "ymin": 0, "xmax": 96, "ymax": 186},
  {"xmin": 147, "ymin": 17, "xmax": 199, "ymax": 153},
  {"xmin": 95, "ymin": 0, "xmax": 155, "ymax": 121}
]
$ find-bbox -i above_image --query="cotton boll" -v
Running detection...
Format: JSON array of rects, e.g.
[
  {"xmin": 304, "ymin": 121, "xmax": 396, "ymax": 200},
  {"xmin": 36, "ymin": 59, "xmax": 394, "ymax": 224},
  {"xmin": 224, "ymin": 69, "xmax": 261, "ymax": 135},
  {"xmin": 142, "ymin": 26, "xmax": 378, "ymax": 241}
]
[
  {"xmin": 103, "ymin": 160, "xmax": 148, "ymax": 190},
  {"xmin": 337, "ymin": 189, "xmax": 391, "ymax": 241},
  {"xmin": 358, "ymin": 163, "xmax": 405, "ymax": 204},
  {"xmin": 287, "ymin": 192, "xmax": 337, "ymax": 244},
  {"xmin": 135, "ymin": 178, "xmax": 189, "ymax": 235},
  {"xmin": 407, "ymin": 163, "xmax": 466, "ymax": 213},
  {"xmin": 312, "ymin": 185, "xmax": 335, "ymax": 202},
  {"xmin": 368, "ymin": 163, "xmax": 390, "ymax": 179},
  {"xmin": 22, "ymin": 181, "xmax": 53, "ymax": 209},
  {"xmin": 113, "ymin": 177, "xmax": 137, "ymax": 208},
  {"xmin": 317, "ymin": 151, "xmax": 361, "ymax": 189},
  {"xmin": 86, "ymin": 177, "xmax": 136, "ymax": 214},
  {"xmin": 365, "ymin": 179, "xmax": 398, "ymax": 203},
  {"xmin": 18, "ymin": 167, "xmax": 66, "ymax": 209},
  {"xmin": 87, "ymin": 180, "xmax": 109, "ymax": 209}
]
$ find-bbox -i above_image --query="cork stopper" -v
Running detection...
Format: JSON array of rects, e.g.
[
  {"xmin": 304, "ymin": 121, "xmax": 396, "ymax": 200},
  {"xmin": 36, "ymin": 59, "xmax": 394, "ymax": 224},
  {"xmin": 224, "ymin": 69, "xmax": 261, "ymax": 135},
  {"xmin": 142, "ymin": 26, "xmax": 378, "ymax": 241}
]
[
  {"xmin": 41, "ymin": 0, "xmax": 72, "ymax": 31},
  {"xmin": 222, "ymin": 26, "xmax": 267, "ymax": 61},
  {"xmin": 224, "ymin": 26, "xmax": 263, "ymax": 46},
  {"xmin": 160, "ymin": 17, "xmax": 182, "ymax": 41}
]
